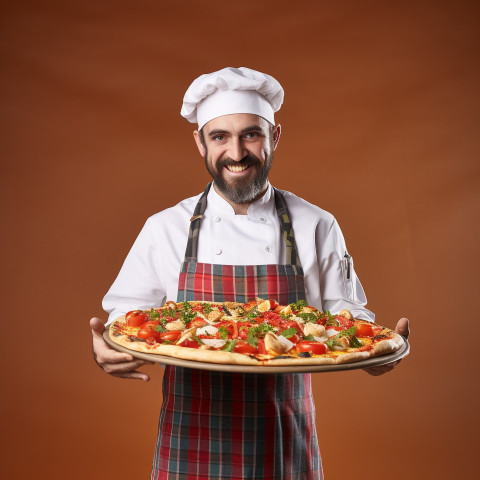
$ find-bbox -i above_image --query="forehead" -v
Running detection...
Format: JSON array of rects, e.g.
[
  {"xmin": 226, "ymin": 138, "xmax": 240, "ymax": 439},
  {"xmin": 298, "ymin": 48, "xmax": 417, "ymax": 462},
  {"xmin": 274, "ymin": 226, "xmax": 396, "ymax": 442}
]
[{"xmin": 202, "ymin": 113, "xmax": 269, "ymax": 135}]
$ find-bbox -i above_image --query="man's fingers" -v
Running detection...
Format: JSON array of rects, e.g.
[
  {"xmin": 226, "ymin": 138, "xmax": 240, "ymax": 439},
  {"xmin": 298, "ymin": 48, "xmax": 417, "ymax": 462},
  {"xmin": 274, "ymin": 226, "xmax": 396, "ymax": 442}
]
[
  {"xmin": 111, "ymin": 370, "xmax": 151, "ymax": 382},
  {"xmin": 101, "ymin": 358, "xmax": 152, "ymax": 374},
  {"xmin": 395, "ymin": 318, "xmax": 410, "ymax": 339},
  {"xmin": 95, "ymin": 348, "xmax": 135, "ymax": 364}
]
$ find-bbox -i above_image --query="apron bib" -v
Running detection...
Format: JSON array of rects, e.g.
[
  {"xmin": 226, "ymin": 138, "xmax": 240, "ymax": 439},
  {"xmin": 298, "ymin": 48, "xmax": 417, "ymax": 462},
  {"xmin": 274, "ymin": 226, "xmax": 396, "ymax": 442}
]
[{"xmin": 152, "ymin": 183, "xmax": 323, "ymax": 480}]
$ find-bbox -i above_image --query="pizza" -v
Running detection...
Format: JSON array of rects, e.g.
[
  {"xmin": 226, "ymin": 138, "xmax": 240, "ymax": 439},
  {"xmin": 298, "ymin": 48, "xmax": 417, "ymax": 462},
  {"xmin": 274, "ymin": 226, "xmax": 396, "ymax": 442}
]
[{"xmin": 107, "ymin": 298, "xmax": 405, "ymax": 367}]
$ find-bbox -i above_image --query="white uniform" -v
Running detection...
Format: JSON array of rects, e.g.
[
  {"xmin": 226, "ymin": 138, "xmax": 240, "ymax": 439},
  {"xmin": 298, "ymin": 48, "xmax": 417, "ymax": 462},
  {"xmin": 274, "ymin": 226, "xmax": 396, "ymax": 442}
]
[{"xmin": 103, "ymin": 183, "xmax": 374, "ymax": 324}]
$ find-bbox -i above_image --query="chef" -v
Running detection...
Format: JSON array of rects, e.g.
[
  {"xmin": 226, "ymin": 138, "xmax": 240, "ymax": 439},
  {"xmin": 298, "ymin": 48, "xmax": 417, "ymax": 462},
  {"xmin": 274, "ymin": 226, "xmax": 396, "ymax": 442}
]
[{"xmin": 91, "ymin": 67, "xmax": 409, "ymax": 480}]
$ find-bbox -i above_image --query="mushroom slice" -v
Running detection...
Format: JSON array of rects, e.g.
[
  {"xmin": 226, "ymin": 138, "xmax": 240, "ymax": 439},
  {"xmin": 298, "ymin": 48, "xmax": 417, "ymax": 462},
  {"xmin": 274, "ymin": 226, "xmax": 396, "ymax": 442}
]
[
  {"xmin": 303, "ymin": 323, "xmax": 326, "ymax": 338},
  {"xmin": 176, "ymin": 327, "xmax": 196, "ymax": 345},
  {"xmin": 208, "ymin": 310, "xmax": 224, "ymax": 323},
  {"xmin": 257, "ymin": 300, "xmax": 272, "ymax": 312},
  {"xmin": 264, "ymin": 332, "xmax": 294, "ymax": 354},
  {"xmin": 339, "ymin": 309, "xmax": 353, "ymax": 320},
  {"xmin": 278, "ymin": 305, "xmax": 292, "ymax": 315},
  {"xmin": 165, "ymin": 320, "xmax": 185, "ymax": 331},
  {"xmin": 331, "ymin": 336, "xmax": 350, "ymax": 351}
]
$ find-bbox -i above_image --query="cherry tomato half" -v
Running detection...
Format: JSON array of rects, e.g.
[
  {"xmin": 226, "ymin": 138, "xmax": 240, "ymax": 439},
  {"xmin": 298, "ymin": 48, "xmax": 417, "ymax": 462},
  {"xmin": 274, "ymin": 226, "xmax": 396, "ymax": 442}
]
[
  {"xmin": 296, "ymin": 342, "xmax": 327, "ymax": 355},
  {"xmin": 137, "ymin": 329, "xmax": 160, "ymax": 340},
  {"xmin": 336, "ymin": 315, "xmax": 354, "ymax": 329},
  {"xmin": 179, "ymin": 338, "xmax": 200, "ymax": 349},
  {"xmin": 125, "ymin": 310, "xmax": 148, "ymax": 327},
  {"xmin": 187, "ymin": 317, "xmax": 208, "ymax": 329},
  {"xmin": 233, "ymin": 341, "xmax": 259, "ymax": 355},
  {"xmin": 257, "ymin": 339, "xmax": 268, "ymax": 355},
  {"xmin": 355, "ymin": 323, "xmax": 374, "ymax": 337},
  {"xmin": 158, "ymin": 330, "xmax": 182, "ymax": 342}
]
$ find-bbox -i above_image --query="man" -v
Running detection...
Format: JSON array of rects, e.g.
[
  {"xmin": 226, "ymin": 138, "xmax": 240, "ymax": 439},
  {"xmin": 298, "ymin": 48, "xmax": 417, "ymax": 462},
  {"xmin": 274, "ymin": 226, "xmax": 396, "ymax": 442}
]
[{"xmin": 91, "ymin": 67, "xmax": 409, "ymax": 479}]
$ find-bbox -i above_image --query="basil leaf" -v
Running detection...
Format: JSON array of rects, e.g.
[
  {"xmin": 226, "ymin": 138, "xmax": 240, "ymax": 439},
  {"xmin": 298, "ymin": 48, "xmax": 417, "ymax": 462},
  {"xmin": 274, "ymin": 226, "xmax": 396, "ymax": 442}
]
[
  {"xmin": 350, "ymin": 334, "xmax": 362, "ymax": 348},
  {"xmin": 303, "ymin": 334, "xmax": 315, "ymax": 341},
  {"xmin": 296, "ymin": 312, "xmax": 317, "ymax": 323},
  {"xmin": 218, "ymin": 326, "xmax": 229, "ymax": 340},
  {"xmin": 202, "ymin": 303, "xmax": 213, "ymax": 314},
  {"xmin": 148, "ymin": 309, "xmax": 160, "ymax": 320},
  {"xmin": 222, "ymin": 340, "xmax": 237, "ymax": 352},
  {"xmin": 281, "ymin": 328, "xmax": 298, "ymax": 339}
]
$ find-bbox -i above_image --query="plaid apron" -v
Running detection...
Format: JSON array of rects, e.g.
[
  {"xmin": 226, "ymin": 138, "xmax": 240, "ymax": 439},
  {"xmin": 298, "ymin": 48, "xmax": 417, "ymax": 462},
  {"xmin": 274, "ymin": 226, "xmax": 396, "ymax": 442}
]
[{"xmin": 152, "ymin": 183, "xmax": 322, "ymax": 480}]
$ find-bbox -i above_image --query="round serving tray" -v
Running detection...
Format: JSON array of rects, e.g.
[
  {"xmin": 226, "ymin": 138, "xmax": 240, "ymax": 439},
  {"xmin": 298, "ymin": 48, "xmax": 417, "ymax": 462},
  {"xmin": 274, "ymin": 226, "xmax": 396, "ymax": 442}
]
[{"xmin": 104, "ymin": 331, "xmax": 409, "ymax": 374}]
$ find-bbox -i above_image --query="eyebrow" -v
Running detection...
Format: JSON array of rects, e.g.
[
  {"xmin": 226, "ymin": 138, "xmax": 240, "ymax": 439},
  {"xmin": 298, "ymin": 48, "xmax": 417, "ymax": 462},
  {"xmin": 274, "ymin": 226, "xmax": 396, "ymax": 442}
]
[{"xmin": 207, "ymin": 125, "xmax": 264, "ymax": 137}]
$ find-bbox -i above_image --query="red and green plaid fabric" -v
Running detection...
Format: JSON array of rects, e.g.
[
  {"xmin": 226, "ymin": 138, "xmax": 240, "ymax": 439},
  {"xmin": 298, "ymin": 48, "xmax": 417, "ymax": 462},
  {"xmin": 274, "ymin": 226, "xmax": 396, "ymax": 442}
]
[
  {"xmin": 152, "ymin": 368, "xmax": 321, "ymax": 480},
  {"xmin": 177, "ymin": 263, "xmax": 305, "ymax": 306},
  {"xmin": 151, "ymin": 184, "xmax": 323, "ymax": 479}
]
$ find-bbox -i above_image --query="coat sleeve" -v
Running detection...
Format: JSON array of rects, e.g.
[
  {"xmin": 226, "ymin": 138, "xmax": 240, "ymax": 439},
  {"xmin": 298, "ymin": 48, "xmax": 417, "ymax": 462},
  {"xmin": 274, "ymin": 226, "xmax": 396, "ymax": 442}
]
[
  {"xmin": 102, "ymin": 218, "xmax": 167, "ymax": 324},
  {"xmin": 316, "ymin": 219, "xmax": 375, "ymax": 322}
]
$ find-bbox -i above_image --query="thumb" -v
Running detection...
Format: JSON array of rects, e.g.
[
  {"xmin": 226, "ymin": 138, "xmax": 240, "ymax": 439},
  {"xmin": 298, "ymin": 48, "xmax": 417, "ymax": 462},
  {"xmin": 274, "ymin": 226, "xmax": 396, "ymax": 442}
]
[
  {"xmin": 90, "ymin": 317, "xmax": 106, "ymax": 336},
  {"xmin": 395, "ymin": 318, "xmax": 410, "ymax": 339}
]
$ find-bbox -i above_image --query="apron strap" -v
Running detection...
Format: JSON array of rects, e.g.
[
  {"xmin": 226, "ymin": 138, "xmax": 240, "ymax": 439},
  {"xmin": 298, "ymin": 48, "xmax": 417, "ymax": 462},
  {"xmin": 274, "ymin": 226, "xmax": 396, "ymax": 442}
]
[
  {"xmin": 183, "ymin": 182, "xmax": 301, "ymax": 267},
  {"xmin": 273, "ymin": 186, "xmax": 301, "ymax": 267}
]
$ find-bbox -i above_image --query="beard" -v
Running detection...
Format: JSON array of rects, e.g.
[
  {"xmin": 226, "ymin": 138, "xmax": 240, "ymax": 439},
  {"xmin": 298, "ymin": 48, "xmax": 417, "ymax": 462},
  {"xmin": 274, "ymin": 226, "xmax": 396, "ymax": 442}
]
[{"xmin": 205, "ymin": 151, "xmax": 273, "ymax": 205}]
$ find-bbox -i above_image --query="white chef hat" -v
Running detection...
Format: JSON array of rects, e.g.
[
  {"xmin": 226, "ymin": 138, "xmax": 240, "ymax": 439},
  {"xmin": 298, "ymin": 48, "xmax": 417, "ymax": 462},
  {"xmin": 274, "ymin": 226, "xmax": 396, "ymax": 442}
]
[{"xmin": 181, "ymin": 67, "xmax": 284, "ymax": 129}]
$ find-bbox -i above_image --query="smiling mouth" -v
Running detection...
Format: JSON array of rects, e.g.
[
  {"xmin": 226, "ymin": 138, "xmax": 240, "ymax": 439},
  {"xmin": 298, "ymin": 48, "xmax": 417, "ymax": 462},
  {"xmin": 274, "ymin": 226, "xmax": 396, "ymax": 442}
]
[{"xmin": 225, "ymin": 164, "xmax": 250, "ymax": 173}]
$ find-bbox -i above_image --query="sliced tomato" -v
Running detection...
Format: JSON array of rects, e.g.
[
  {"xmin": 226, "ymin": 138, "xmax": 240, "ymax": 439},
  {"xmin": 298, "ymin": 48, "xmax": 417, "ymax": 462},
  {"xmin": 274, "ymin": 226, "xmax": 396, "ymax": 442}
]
[
  {"xmin": 125, "ymin": 310, "xmax": 148, "ymax": 327},
  {"xmin": 139, "ymin": 321, "xmax": 160, "ymax": 331},
  {"xmin": 284, "ymin": 320, "xmax": 304, "ymax": 335},
  {"xmin": 233, "ymin": 340, "xmax": 259, "ymax": 355},
  {"xmin": 355, "ymin": 323, "xmax": 374, "ymax": 337},
  {"xmin": 336, "ymin": 315, "xmax": 354, "ymax": 329},
  {"xmin": 269, "ymin": 299, "xmax": 279, "ymax": 310},
  {"xmin": 296, "ymin": 341, "xmax": 327, "ymax": 355},
  {"xmin": 243, "ymin": 299, "xmax": 258, "ymax": 311},
  {"xmin": 236, "ymin": 322, "xmax": 254, "ymax": 339},
  {"xmin": 192, "ymin": 304, "xmax": 204, "ymax": 312},
  {"xmin": 137, "ymin": 328, "xmax": 160, "ymax": 340},
  {"xmin": 257, "ymin": 339, "xmax": 268, "ymax": 355},
  {"xmin": 179, "ymin": 338, "xmax": 200, "ymax": 349},
  {"xmin": 187, "ymin": 317, "xmax": 208, "ymax": 329},
  {"xmin": 326, "ymin": 325, "xmax": 343, "ymax": 332},
  {"xmin": 158, "ymin": 330, "xmax": 182, "ymax": 342}
]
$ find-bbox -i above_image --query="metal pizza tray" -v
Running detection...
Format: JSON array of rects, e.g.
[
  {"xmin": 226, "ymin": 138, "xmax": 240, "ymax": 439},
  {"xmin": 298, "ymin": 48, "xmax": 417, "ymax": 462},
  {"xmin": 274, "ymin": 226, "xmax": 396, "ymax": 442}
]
[{"xmin": 103, "ymin": 330, "xmax": 410, "ymax": 374}]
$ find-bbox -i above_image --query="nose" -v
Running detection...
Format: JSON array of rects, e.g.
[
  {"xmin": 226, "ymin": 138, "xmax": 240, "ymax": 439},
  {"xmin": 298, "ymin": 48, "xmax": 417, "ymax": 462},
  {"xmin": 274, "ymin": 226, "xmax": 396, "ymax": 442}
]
[{"xmin": 227, "ymin": 137, "xmax": 247, "ymax": 162}]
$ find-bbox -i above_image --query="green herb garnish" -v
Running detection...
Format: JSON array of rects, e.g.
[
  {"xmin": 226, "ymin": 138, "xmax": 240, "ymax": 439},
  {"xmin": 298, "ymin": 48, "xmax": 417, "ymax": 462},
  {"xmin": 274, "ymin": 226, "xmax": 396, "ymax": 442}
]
[
  {"xmin": 221, "ymin": 340, "xmax": 237, "ymax": 352},
  {"xmin": 218, "ymin": 326, "xmax": 229, "ymax": 340},
  {"xmin": 280, "ymin": 328, "xmax": 298, "ymax": 339},
  {"xmin": 202, "ymin": 303, "xmax": 213, "ymax": 314}
]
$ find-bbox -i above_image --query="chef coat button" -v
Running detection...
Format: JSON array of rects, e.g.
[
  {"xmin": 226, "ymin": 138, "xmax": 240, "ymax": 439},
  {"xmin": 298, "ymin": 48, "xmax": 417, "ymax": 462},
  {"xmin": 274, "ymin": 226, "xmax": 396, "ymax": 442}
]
[
  {"xmin": 260, "ymin": 217, "xmax": 267, "ymax": 223},
  {"xmin": 214, "ymin": 216, "xmax": 221, "ymax": 222},
  {"xmin": 215, "ymin": 248, "xmax": 222, "ymax": 255},
  {"xmin": 265, "ymin": 245, "xmax": 272, "ymax": 253}
]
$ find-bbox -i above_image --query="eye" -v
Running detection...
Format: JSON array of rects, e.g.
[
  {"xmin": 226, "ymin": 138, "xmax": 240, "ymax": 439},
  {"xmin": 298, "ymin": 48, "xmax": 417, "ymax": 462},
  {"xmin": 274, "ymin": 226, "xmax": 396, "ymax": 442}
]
[
  {"xmin": 212, "ymin": 134, "xmax": 224, "ymax": 141},
  {"xmin": 244, "ymin": 131, "xmax": 259, "ymax": 139}
]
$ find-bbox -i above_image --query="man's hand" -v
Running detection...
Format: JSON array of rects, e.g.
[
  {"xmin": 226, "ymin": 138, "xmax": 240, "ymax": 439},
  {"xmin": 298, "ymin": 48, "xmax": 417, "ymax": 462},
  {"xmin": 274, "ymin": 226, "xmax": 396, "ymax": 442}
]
[
  {"xmin": 90, "ymin": 317, "xmax": 154, "ymax": 381},
  {"xmin": 363, "ymin": 318, "xmax": 410, "ymax": 376}
]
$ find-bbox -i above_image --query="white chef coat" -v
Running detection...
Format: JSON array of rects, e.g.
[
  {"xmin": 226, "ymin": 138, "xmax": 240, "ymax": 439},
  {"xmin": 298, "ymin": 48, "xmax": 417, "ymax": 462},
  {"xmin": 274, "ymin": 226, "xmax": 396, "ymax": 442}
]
[{"xmin": 103, "ymin": 183, "xmax": 374, "ymax": 324}]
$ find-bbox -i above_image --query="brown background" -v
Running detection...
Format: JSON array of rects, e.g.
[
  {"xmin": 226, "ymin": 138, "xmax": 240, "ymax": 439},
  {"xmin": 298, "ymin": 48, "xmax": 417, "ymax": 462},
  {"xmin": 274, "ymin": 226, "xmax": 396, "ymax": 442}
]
[{"xmin": 1, "ymin": 0, "xmax": 479, "ymax": 478}]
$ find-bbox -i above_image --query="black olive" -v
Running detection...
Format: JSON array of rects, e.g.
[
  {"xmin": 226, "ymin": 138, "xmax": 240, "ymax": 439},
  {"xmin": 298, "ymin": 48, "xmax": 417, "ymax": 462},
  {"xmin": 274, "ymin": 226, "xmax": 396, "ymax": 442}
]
[{"xmin": 298, "ymin": 352, "xmax": 311, "ymax": 358}]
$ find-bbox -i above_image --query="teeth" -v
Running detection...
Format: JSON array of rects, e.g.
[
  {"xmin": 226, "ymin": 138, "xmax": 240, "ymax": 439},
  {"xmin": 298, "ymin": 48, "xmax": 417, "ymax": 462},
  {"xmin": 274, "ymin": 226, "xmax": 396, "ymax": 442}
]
[{"xmin": 226, "ymin": 164, "xmax": 248, "ymax": 172}]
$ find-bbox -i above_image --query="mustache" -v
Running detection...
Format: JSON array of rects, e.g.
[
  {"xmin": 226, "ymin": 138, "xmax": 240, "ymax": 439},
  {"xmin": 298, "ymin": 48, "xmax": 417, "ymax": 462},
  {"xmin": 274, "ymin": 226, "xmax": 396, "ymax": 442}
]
[{"xmin": 217, "ymin": 152, "xmax": 261, "ymax": 168}]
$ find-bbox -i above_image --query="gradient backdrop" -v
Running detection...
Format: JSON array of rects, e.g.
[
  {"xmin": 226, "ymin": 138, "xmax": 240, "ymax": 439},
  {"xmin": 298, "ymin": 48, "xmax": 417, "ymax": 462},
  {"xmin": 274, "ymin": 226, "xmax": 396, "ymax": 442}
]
[{"xmin": 1, "ymin": 1, "xmax": 479, "ymax": 479}]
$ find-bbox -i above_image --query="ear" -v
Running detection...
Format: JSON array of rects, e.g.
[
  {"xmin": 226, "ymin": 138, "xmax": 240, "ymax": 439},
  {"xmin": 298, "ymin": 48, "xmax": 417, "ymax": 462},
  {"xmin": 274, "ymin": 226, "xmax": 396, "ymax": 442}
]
[
  {"xmin": 272, "ymin": 124, "xmax": 281, "ymax": 151},
  {"xmin": 193, "ymin": 130, "xmax": 206, "ymax": 157}
]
